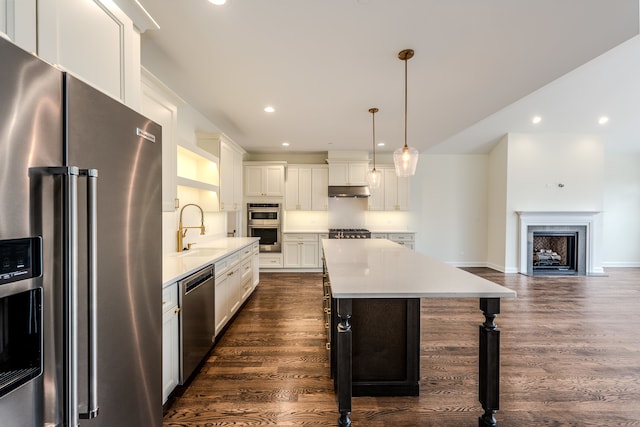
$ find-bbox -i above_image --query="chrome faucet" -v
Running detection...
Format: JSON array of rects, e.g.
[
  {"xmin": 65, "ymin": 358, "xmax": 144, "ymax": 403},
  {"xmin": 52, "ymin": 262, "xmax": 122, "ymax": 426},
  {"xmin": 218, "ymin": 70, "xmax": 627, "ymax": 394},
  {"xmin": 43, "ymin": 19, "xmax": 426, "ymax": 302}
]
[{"xmin": 177, "ymin": 203, "xmax": 205, "ymax": 252}]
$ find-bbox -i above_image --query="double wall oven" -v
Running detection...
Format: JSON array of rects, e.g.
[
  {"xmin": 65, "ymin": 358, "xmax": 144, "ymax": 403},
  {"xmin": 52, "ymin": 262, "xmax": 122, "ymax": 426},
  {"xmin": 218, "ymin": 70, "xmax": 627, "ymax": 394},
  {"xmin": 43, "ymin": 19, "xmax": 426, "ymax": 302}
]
[{"xmin": 247, "ymin": 203, "xmax": 281, "ymax": 253}]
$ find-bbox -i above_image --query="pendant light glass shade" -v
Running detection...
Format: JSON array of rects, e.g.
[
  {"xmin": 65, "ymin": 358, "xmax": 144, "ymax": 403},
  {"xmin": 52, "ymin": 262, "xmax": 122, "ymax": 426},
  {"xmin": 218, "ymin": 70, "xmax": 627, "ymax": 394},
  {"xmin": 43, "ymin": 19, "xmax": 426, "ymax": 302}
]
[
  {"xmin": 393, "ymin": 144, "xmax": 419, "ymax": 177},
  {"xmin": 367, "ymin": 168, "xmax": 381, "ymax": 189},
  {"xmin": 393, "ymin": 49, "xmax": 419, "ymax": 177},
  {"xmin": 367, "ymin": 107, "xmax": 382, "ymax": 189}
]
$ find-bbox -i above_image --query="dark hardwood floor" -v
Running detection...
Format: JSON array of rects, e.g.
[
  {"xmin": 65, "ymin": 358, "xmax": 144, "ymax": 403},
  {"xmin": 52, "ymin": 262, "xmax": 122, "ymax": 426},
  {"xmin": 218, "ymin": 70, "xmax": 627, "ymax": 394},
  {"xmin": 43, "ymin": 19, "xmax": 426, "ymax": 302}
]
[{"xmin": 163, "ymin": 269, "xmax": 640, "ymax": 426}]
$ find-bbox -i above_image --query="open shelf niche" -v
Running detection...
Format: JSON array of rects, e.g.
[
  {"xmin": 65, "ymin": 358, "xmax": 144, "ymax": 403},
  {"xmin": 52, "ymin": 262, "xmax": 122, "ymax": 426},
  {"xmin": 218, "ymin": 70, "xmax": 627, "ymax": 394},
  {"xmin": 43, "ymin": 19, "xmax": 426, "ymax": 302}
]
[{"xmin": 177, "ymin": 144, "xmax": 220, "ymax": 211}]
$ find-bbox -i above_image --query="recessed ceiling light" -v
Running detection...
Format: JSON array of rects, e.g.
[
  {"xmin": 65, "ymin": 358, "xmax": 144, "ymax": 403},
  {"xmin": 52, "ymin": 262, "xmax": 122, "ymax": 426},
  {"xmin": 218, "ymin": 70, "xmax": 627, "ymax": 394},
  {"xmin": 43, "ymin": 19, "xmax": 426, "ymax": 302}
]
[
  {"xmin": 598, "ymin": 116, "xmax": 609, "ymax": 125},
  {"xmin": 377, "ymin": 142, "xmax": 385, "ymax": 147},
  {"xmin": 208, "ymin": 0, "xmax": 227, "ymax": 5},
  {"xmin": 264, "ymin": 106, "xmax": 275, "ymax": 113},
  {"xmin": 281, "ymin": 142, "xmax": 290, "ymax": 147},
  {"xmin": 532, "ymin": 116, "xmax": 542, "ymax": 124}
]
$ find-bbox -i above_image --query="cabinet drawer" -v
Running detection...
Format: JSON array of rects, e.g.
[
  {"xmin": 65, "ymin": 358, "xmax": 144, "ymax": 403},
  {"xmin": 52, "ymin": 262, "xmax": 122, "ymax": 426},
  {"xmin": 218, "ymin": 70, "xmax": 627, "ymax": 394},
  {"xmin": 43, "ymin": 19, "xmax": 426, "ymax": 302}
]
[
  {"xmin": 371, "ymin": 233, "xmax": 388, "ymax": 239},
  {"xmin": 215, "ymin": 257, "xmax": 230, "ymax": 277},
  {"xmin": 260, "ymin": 253, "xmax": 283, "ymax": 268},
  {"xmin": 388, "ymin": 233, "xmax": 414, "ymax": 242},
  {"xmin": 241, "ymin": 276, "xmax": 253, "ymax": 301},
  {"xmin": 215, "ymin": 252, "xmax": 240, "ymax": 277},
  {"xmin": 241, "ymin": 258, "xmax": 252, "ymax": 281},
  {"xmin": 283, "ymin": 233, "xmax": 319, "ymax": 243},
  {"xmin": 162, "ymin": 284, "xmax": 178, "ymax": 313},
  {"xmin": 240, "ymin": 245, "xmax": 253, "ymax": 261}
]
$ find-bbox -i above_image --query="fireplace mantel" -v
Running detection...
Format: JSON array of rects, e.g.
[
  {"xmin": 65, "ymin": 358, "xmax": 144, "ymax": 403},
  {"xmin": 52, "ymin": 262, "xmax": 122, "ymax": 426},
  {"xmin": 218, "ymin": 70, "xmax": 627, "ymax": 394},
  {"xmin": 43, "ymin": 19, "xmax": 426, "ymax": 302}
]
[
  {"xmin": 516, "ymin": 211, "xmax": 600, "ymax": 219},
  {"xmin": 516, "ymin": 211, "xmax": 601, "ymax": 275}
]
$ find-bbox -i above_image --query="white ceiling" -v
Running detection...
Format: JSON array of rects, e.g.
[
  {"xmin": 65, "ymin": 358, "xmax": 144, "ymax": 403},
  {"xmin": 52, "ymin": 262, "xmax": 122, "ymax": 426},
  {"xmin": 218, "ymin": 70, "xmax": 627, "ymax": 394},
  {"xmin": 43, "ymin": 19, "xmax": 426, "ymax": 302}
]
[{"xmin": 138, "ymin": 0, "xmax": 640, "ymax": 154}]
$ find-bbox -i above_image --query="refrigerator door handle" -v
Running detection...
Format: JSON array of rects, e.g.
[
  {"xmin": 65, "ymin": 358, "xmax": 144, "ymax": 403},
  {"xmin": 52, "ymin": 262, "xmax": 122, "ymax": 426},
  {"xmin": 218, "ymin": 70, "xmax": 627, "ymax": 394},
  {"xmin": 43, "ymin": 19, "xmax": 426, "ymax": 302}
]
[
  {"xmin": 80, "ymin": 168, "xmax": 99, "ymax": 420},
  {"xmin": 29, "ymin": 166, "xmax": 100, "ymax": 422},
  {"xmin": 29, "ymin": 165, "xmax": 80, "ymax": 427}
]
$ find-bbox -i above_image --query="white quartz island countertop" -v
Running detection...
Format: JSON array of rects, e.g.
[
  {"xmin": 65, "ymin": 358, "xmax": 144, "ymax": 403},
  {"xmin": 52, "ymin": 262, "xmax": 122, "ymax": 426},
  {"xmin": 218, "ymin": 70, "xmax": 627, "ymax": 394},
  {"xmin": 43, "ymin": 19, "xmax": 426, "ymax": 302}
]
[
  {"xmin": 163, "ymin": 237, "xmax": 259, "ymax": 286},
  {"xmin": 322, "ymin": 239, "xmax": 516, "ymax": 299}
]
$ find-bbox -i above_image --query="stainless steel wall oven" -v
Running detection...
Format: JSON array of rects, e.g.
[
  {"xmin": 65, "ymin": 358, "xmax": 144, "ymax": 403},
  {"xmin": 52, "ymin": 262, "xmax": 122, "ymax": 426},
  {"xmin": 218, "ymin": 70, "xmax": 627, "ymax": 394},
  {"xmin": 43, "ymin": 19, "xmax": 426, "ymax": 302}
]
[{"xmin": 247, "ymin": 203, "xmax": 281, "ymax": 253}]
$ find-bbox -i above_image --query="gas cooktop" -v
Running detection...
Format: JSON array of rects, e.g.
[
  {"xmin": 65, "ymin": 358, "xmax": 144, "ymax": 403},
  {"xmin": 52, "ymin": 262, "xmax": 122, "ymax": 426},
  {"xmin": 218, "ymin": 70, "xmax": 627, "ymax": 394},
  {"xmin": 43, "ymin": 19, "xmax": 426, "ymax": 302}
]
[{"xmin": 328, "ymin": 228, "xmax": 371, "ymax": 239}]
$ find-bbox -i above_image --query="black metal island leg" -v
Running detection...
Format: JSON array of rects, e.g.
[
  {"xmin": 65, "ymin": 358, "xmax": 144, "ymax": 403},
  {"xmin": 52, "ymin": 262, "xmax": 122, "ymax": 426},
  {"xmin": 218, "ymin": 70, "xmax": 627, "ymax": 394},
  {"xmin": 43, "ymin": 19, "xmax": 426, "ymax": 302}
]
[
  {"xmin": 336, "ymin": 298, "xmax": 353, "ymax": 427},
  {"xmin": 479, "ymin": 298, "xmax": 501, "ymax": 427}
]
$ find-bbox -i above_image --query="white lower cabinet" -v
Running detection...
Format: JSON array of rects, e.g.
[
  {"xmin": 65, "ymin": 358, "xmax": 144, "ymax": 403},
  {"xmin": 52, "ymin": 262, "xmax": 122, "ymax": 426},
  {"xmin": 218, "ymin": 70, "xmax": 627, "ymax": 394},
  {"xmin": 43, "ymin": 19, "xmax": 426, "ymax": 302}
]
[
  {"xmin": 162, "ymin": 283, "xmax": 180, "ymax": 404},
  {"xmin": 215, "ymin": 252, "xmax": 240, "ymax": 335},
  {"xmin": 259, "ymin": 252, "xmax": 283, "ymax": 268},
  {"xmin": 240, "ymin": 258, "xmax": 253, "ymax": 301},
  {"xmin": 252, "ymin": 243, "xmax": 260, "ymax": 287},
  {"xmin": 163, "ymin": 240, "xmax": 259, "ymax": 401},
  {"xmin": 214, "ymin": 243, "xmax": 257, "ymax": 335},
  {"xmin": 318, "ymin": 233, "xmax": 328, "ymax": 267},
  {"xmin": 370, "ymin": 232, "xmax": 415, "ymax": 250},
  {"xmin": 283, "ymin": 233, "xmax": 319, "ymax": 268},
  {"xmin": 389, "ymin": 233, "xmax": 415, "ymax": 249}
]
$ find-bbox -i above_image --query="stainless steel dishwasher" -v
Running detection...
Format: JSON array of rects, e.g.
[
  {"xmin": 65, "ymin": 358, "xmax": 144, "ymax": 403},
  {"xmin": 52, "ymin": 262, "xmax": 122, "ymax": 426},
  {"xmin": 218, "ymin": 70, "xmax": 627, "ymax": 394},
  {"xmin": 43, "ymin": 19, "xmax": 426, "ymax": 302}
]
[{"xmin": 179, "ymin": 264, "xmax": 215, "ymax": 383}]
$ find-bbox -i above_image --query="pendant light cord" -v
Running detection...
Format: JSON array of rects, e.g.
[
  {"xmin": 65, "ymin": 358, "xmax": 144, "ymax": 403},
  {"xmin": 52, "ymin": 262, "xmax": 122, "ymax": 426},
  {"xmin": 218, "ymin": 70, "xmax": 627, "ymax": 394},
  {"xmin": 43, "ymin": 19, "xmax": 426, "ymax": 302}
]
[
  {"xmin": 369, "ymin": 107, "xmax": 379, "ymax": 172},
  {"xmin": 404, "ymin": 55, "xmax": 408, "ymax": 150},
  {"xmin": 372, "ymin": 109, "xmax": 377, "ymax": 170}
]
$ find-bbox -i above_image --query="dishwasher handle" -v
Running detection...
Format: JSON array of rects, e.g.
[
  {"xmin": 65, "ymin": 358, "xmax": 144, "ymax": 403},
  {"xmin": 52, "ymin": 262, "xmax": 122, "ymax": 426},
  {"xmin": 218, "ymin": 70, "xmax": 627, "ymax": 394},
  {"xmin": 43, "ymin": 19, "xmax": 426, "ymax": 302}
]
[{"xmin": 183, "ymin": 267, "xmax": 214, "ymax": 294}]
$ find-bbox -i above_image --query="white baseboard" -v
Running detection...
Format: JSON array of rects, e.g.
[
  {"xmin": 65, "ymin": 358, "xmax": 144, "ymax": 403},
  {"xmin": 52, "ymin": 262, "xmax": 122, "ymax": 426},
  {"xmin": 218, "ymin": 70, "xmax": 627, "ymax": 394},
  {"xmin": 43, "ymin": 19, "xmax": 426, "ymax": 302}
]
[{"xmin": 601, "ymin": 262, "xmax": 640, "ymax": 268}]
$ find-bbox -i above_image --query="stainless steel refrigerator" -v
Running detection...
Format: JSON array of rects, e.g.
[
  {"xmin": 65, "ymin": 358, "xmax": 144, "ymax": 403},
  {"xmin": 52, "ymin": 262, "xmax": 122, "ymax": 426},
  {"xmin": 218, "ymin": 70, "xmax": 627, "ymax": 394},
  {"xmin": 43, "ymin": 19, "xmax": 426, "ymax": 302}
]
[{"xmin": 0, "ymin": 37, "xmax": 162, "ymax": 426}]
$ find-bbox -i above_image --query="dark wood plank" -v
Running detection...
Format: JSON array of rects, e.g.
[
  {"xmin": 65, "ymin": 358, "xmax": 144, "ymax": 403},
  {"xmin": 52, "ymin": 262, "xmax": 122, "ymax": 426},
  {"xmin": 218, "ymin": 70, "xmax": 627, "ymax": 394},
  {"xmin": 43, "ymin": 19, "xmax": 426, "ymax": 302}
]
[{"xmin": 164, "ymin": 269, "xmax": 640, "ymax": 426}]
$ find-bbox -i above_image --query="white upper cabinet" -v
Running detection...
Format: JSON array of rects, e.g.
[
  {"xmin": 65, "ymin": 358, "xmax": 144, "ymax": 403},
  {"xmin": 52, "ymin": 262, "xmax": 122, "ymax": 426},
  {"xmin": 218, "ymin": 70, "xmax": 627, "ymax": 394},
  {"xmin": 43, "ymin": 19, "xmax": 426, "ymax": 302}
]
[
  {"xmin": 328, "ymin": 161, "xmax": 368, "ymax": 186},
  {"xmin": 244, "ymin": 163, "xmax": 285, "ymax": 197},
  {"xmin": 383, "ymin": 168, "xmax": 410, "ymax": 211},
  {"xmin": 0, "ymin": 0, "xmax": 37, "ymax": 52},
  {"xmin": 285, "ymin": 165, "xmax": 328, "ymax": 211},
  {"xmin": 38, "ymin": 0, "xmax": 142, "ymax": 106},
  {"xmin": 197, "ymin": 133, "xmax": 245, "ymax": 211},
  {"xmin": 368, "ymin": 171, "xmax": 385, "ymax": 211},
  {"xmin": 141, "ymin": 69, "xmax": 182, "ymax": 212},
  {"xmin": 6, "ymin": 0, "xmax": 157, "ymax": 109},
  {"xmin": 311, "ymin": 167, "xmax": 329, "ymax": 211},
  {"xmin": 368, "ymin": 166, "xmax": 410, "ymax": 211}
]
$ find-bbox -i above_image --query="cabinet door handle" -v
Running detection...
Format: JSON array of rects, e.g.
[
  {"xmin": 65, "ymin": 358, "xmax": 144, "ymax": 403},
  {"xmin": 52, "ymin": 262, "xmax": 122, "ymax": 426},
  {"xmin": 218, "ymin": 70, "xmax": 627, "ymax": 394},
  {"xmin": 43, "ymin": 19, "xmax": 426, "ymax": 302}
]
[{"xmin": 174, "ymin": 307, "xmax": 181, "ymax": 314}]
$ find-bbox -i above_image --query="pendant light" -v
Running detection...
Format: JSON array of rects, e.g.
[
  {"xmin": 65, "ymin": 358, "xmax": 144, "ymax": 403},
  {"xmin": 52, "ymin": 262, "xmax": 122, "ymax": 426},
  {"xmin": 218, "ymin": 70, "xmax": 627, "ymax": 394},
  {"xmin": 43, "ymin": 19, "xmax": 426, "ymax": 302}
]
[
  {"xmin": 366, "ymin": 107, "xmax": 382, "ymax": 189},
  {"xmin": 393, "ymin": 49, "xmax": 419, "ymax": 177}
]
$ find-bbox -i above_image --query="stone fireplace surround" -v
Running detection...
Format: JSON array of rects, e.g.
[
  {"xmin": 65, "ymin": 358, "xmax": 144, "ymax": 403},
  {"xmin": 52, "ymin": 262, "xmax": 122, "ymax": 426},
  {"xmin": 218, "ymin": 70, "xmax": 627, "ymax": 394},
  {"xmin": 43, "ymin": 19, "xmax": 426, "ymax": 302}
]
[{"xmin": 517, "ymin": 211, "xmax": 601, "ymax": 276}]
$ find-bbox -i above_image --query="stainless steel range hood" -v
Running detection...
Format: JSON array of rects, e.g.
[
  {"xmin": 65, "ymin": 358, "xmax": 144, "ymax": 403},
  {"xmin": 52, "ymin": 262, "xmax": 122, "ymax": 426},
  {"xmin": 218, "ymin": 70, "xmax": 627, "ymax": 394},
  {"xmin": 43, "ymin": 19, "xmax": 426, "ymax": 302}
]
[{"xmin": 328, "ymin": 185, "xmax": 370, "ymax": 198}]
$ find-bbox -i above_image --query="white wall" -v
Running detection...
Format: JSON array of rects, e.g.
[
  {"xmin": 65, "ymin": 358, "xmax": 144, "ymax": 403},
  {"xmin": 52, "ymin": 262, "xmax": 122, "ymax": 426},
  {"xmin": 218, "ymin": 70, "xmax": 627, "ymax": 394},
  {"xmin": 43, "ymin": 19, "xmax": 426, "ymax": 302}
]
[
  {"xmin": 410, "ymin": 154, "xmax": 489, "ymax": 265},
  {"xmin": 502, "ymin": 133, "xmax": 605, "ymax": 272},
  {"xmin": 603, "ymin": 153, "xmax": 640, "ymax": 266},
  {"xmin": 486, "ymin": 137, "xmax": 509, "ymax": 271},
  {"xmin": 411, "ymin": 134, "xmax": 639, "ymax": 271}
]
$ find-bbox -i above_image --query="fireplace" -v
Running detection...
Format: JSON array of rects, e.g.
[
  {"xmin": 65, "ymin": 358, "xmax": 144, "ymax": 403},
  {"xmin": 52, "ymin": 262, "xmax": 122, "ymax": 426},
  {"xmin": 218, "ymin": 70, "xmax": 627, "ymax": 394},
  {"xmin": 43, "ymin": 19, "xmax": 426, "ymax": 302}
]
[
  {"xmin": 528, "ymin": 226, "xmax": 586, "ymax": 275},
  {"xmin": 517, "ymin": 211, "xmax": 601, "ymax": 276}
]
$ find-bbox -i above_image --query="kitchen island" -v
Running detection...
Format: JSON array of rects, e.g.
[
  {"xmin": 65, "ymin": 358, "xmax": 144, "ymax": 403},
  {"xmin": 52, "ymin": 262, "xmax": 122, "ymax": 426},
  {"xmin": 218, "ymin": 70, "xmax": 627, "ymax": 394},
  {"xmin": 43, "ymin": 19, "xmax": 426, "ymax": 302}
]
[{"xmin": 322, "ymin": 239, "xmax": 516, "ymax": 427}]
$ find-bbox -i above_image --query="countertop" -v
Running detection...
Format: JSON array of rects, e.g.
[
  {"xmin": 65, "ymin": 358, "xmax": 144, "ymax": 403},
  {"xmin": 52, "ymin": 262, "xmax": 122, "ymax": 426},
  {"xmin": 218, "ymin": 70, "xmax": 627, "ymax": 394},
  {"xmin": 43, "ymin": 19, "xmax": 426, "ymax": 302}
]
[
  {"xmin": 282, "ymin": 229, "xmax": 416, "ymax": 234},
  {"xmin": 322, "ymin": 239, "xmax": 516, "ymax": 299},
  {"xmin": 282, "ymin": 229, "xmax": 330, "ymax": 234},
  {"xmin": 163, "ymin": 237, "xmax": 259, "ymax": 286}
]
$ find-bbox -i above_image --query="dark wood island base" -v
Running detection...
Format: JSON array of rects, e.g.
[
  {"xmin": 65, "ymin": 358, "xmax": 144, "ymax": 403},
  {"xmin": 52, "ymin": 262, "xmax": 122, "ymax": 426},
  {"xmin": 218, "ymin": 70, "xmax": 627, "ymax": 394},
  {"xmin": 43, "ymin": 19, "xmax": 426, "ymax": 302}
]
[
  {"xmin": 321, "ymin": 239, "xmax": 515, "ymax": 427},
  {"xmin": 334, "ymin": 296, "xmax": 504, "ymax": 427}
]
